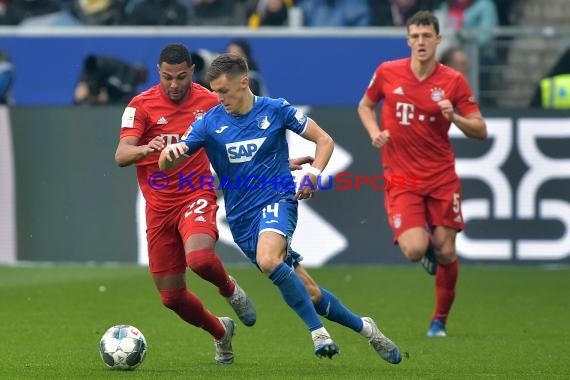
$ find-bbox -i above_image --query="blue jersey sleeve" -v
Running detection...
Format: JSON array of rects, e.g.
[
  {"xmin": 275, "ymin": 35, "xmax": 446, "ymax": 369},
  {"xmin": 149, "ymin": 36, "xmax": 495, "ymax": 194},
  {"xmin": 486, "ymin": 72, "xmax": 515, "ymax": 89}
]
[
  {"xmin": 279, "ymin": 98, "xmax": 308, "ymax": 135},
  {"xmin": 180, "ymin": 118, "xmax": 207, "ymax": 155}
]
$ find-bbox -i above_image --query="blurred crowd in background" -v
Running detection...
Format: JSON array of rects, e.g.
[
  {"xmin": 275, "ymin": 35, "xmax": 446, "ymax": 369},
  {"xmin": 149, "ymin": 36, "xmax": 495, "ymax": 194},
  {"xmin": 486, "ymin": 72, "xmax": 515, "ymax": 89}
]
[
  {"xmin": 1, "ymin": 0, "xmax": 569, "ymax": 109},
  {"xmin": 0, "ymin": 0, "xmax": 516, "ymax": 28}
]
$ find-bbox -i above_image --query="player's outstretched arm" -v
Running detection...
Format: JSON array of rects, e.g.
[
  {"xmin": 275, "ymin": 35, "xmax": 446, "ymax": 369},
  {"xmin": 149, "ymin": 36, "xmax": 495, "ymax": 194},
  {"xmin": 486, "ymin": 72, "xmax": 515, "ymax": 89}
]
[
  {"xmin": 115, "ymin": 136, "xmax": 165, "ymax": 167},
  {"xmin": 158, "ymin": 142, "xmax": 189, "ymax": 171}
]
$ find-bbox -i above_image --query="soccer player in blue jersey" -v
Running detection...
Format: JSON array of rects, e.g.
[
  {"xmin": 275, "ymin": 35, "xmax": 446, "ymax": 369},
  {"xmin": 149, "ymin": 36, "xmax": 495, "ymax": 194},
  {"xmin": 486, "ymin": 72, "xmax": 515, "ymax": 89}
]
[{"xmin": 159, "ymin": 53, "xmax": 401, "ymax": 363}]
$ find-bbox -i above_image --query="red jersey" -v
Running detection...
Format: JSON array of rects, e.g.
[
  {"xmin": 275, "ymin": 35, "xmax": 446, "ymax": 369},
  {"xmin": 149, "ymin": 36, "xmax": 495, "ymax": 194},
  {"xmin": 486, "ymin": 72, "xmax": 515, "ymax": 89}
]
[
  {"xmin": 365, "ymin": 57, "xmax": 480, "ymax": 182},
  {"xmin": 119, "ymin": 83, "xmax": 218, "ymax": 213}
]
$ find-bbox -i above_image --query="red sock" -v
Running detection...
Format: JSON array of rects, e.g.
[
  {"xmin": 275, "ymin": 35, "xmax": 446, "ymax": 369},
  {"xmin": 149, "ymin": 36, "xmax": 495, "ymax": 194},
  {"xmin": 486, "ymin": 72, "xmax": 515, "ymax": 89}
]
[
  {"xmin": 186, "ymin": 249, "xmax": 235, "ymax": 297},
  {"xmin": 160, "ymin": 287, "xmax": 225, "ymax": 339},
  {"xmin": 432, "ymin": 259, "xmax": 458, "ymax": 324}
]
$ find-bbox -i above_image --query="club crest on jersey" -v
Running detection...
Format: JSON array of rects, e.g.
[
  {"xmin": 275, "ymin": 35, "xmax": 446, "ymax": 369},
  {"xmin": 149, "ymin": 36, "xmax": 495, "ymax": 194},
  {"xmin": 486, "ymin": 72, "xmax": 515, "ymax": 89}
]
[
  {"xmin": 257, "ymin": 116, "xmax": 271, "ymax": 130},
  {"xmin": 430, "ymin": 87, "xmax": 445, "ymax": 102},
  {"xmin": 226, "ymin": 137, "xmax": 266, "ymax": 163},
  {"xmin": 193, "ymin": 109, "xmax": 206, "ymax": 121}
]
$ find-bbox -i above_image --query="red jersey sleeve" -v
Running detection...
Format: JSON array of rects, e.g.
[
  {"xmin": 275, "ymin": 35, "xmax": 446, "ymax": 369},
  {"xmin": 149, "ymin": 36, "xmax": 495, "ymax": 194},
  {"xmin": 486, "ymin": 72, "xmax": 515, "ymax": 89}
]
[
  {"xmin": 364, "ymin": 65, "xmax": 384, "ymax": 104},
  {"xmin": 453, "ymin": 74, "xmax": 480, "ymax": 116},
  {"xmin": 119, "ymin": 96, "xmax": 149, "ymax": 139}
]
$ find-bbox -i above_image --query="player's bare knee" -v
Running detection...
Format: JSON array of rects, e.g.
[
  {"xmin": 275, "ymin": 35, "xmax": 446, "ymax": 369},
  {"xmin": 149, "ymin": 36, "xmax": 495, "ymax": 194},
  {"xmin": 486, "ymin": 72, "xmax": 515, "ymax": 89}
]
[
  {"xmin": 399, "ymin": 234, "xmax": 429, "ymax": 262},
  {"xmin": 433, "ymin": 241, "xmax": 456, "ymax": 264},
  {"xmin": 436, "ymin": 247, "xmax": 456, "ymax": 265},
  {"xmin": 405, "ymin": 250, "xmax": 424, "ymax": 262},
  {"xmin": 256, "ymin": 255, "xmax": 280, "ymax": 274},
  {"xmin": 401, "ymin": 245, "xmax": 426, "ymax": 262}
]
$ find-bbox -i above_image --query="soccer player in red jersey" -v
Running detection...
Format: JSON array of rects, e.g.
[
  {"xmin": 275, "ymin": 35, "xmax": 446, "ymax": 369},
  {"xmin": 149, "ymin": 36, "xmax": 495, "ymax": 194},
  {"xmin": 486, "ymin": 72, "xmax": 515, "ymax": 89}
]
[
  {"xmin": 358, "ymin": 11, "xmax": 487, "ymax": 337},
  {"xmin": 114, "ymin": 43, "xmax": 256, "ymax": 364}
]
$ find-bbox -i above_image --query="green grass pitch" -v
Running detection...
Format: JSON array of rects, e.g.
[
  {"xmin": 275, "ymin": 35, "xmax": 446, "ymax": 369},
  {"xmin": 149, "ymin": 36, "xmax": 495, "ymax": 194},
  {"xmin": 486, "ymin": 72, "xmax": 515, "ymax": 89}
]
[{"xmin": 0, "ymin": 265, "xmax": 569, "ymax": 379}]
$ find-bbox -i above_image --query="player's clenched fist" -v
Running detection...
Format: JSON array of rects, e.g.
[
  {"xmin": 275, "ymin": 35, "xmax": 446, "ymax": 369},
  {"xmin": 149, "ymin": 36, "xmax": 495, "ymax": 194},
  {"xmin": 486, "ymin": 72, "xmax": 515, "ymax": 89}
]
[
  {"xmin": 437, "ymin": 99, "xmax": 455, "ymax": 122},
  {"xmin": 371, "ymin": 130, "xmax": 390, "ymax": 149}
]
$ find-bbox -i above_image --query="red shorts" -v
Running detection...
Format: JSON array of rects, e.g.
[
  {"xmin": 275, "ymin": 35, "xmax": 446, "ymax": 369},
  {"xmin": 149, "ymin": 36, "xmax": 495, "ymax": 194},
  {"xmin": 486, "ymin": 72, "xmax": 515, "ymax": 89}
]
[
  {"xmin": 146, "ymin": 192, "xmax": 219, "ymax": 275},
  {"xmin": 385, "ymin": 175, "xmax": 464, "ymax": 243}
]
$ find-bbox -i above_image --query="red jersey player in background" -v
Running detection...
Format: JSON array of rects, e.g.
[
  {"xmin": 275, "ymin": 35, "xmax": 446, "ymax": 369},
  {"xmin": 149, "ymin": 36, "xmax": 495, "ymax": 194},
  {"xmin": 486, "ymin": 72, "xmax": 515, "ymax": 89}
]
[
  {"xmin": 114, "ymin": 43, "xmax": 256, "ymax": 364},
  {"xmin": 357, "ymin": 11, "xmax": 487, "ymax": 337}
]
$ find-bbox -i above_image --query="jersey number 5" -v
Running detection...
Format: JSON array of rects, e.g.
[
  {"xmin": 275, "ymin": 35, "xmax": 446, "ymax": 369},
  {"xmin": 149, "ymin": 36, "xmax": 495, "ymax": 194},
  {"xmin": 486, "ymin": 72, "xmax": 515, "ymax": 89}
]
[{"xmin": 453, "ymin": 192, "xmax": 461, "ymax": 214}]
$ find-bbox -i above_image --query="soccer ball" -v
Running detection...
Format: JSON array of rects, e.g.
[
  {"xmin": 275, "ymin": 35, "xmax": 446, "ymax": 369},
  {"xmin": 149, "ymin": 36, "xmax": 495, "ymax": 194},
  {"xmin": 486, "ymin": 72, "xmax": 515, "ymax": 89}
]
[{"xmin": 99, "ymin": 324, "xmax": 147, "ymax": 370}]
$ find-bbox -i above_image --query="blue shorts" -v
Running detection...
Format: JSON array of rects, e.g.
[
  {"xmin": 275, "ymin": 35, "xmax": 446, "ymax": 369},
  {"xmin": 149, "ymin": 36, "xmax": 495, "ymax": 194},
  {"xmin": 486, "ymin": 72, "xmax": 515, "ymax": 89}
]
[{"xmin": 235, "ymin": 199, "xmax": 303, "ymax": 267}]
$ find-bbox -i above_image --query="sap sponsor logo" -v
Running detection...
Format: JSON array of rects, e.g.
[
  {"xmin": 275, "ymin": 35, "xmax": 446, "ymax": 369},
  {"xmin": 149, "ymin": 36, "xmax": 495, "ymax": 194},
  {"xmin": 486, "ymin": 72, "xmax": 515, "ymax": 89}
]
[{"xmin": 226, "ymin": 137, "xmax": 266, "ymax": 163}]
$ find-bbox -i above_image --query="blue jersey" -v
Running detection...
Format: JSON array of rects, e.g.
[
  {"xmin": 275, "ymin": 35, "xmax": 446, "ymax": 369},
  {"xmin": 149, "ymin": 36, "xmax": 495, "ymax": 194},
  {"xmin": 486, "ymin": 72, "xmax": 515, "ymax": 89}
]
[{"xmin": 181, "ymin": 96, "xmax": 308, "ymax": 242}]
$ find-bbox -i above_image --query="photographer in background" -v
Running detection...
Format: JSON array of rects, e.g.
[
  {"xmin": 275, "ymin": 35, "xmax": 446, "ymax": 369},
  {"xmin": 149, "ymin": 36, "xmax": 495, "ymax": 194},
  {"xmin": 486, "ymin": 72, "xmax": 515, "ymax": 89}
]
[{"xmin": 74, "ymin": 54, "xmax": 147, "ymax": 106}]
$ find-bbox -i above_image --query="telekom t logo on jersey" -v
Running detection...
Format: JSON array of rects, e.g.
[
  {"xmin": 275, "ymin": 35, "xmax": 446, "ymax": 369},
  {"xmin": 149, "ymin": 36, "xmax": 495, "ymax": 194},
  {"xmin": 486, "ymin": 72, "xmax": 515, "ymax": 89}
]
[
  {"xmin": 396, "ymin": 102, "xmax": 414, "ymax": 126},
  {"xmin": 161, "ymin": 134, "xmax": 180, "ymax": 145}
]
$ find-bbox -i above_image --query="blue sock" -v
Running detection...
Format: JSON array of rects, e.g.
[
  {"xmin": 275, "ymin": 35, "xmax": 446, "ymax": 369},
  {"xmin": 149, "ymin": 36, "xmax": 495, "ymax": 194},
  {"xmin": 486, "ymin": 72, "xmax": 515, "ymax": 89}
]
[
  {"xmin": 269, "ymin": 263, "xmax": 323, "ymax": 331},
  {"xmin": 314, "ymin": 287, "xmax": 363, "ymax": 332}
]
